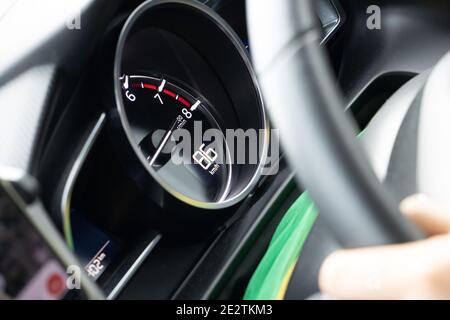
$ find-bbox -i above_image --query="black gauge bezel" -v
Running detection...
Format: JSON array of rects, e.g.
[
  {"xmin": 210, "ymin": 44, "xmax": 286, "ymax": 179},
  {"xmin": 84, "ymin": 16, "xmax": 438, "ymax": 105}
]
[{"xmin": 113, "ymin": 0, "xmax": 269, "ymax": 210}]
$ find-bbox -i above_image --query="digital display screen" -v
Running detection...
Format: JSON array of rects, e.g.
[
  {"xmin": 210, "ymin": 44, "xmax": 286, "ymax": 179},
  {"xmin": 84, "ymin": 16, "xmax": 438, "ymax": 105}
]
[
  {"xmin": 70, "ymin": 210, "xmax": 120, "ymax": 282},
  {"xmin": 0, "ymin": 186, "xmax": 68, "ymax": 300}
]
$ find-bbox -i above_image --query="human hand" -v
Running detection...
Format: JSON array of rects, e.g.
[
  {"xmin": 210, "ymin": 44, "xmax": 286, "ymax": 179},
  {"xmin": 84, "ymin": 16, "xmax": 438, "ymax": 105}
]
[{"xmin": 319, "ymin": 194, "xmax": 450, "ymax": 299}]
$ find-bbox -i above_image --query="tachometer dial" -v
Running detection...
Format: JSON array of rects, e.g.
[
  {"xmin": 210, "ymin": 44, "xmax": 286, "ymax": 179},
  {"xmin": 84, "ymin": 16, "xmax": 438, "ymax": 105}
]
[
  {"xmin": 113, "ymin": 0, "xmax": 269, "ymax": 211},
  {"xmin": 120, "ymin": 75, "xmax": 232, "ymax": 203}
]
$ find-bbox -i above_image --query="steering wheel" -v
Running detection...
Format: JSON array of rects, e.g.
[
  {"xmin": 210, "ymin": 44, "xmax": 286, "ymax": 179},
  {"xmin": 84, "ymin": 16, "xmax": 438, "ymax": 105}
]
[{"xmin": 247, "ymin": 0, "xmax": 424, "ymax": 247}]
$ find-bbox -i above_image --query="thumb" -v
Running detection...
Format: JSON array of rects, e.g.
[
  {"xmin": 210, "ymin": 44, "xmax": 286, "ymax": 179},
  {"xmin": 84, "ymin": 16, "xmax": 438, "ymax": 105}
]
[{"xmin": 400, "ymin": 194, "xmax": 450, "ymax": 236}]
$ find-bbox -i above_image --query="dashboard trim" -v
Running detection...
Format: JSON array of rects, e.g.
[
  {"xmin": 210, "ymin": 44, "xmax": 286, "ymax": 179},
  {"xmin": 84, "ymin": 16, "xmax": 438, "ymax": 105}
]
[
  {"xmin": 60, "ymin": 113, "xmax": 106, "ymax": 249},
  {"xmin": 107, "ymin": 235, "xmax": 162, "ymax": 300},
  {"xmin": 319, "ymin": 0, "xmax": 346, "ymax": 45}
]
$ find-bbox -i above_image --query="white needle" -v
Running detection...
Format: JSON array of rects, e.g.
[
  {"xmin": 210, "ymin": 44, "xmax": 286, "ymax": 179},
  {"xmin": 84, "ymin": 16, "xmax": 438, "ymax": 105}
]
[{"xmin": 149, "ymin": 129, "xmax": 173, "ymax": 166}]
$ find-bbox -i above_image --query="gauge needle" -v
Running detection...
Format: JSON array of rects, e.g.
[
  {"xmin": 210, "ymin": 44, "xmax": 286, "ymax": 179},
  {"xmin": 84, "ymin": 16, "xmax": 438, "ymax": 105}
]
[
  {"xmin": 149, "ymin": 130, "xmax": 172, "ymax": 166},
  {"xmin": 148, "ymin": 119, "xmax": 178, "ymax": 167}
]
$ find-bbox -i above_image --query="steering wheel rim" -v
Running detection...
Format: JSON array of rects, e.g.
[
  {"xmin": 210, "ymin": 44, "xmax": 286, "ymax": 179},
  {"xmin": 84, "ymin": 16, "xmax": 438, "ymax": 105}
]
[{"xmin": 247, "ymin": 0, "xmax": 423, "ymax": 247}]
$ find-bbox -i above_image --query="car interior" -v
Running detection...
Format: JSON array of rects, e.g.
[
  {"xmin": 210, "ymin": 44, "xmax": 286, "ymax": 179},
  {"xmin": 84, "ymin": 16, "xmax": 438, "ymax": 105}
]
[{"xmin": 1, "ymin": 0, "xmax": 450, "ymax": 300}]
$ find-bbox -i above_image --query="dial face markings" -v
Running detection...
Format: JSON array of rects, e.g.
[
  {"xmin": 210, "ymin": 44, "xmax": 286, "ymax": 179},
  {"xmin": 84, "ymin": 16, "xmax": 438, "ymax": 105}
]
[
  {"xmin": 191, "ymin": 100, "xmax": 201, "ymax": 111},
  {"xmin": 130, "ymin": 81, "xmax": 194, "ymax": 109},
  {"xmin": 154, "ymin": 92, "xmax": 164, "ymax": 105},
  {"xmin": 178, "ymin": 96, "xmax": 191, "ymax": 108},
  {"xmin": 121, "ymin": 74, "xmax": 232, "ymax": 203},
  {"xmin": 158, "ymin": 79, "xmax": 167, "ymax": 92},
  {"xmin": 120, "ymin": 74, "xmax": 129, "ymax": 89}
]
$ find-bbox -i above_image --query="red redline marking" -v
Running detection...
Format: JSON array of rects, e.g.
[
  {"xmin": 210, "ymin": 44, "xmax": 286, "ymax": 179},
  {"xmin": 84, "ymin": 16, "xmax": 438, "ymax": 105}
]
[
  {"xmin": 178, "ymin": 96, "xmax": 191, "ymax": 108},
  {"xmin": 163, "ymin": 88, "xmax": 177, "ymax": 98},
  {"xmin": 133, "ymin": 82, "xmax": 192, "ymax": 108},
  {"xmin": 143, "ymin": 83, "xmax": 157, "ymax": 90},
  {"xmin": 163, "ymin": 88, "xmax": 191, "ymax": 108}
]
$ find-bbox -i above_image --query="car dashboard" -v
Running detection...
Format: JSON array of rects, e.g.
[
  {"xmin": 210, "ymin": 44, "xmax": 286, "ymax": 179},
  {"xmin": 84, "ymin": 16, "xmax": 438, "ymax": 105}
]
[{"xmin": 1, "ymin": 0, "xmax": 450, "ymax": 300}]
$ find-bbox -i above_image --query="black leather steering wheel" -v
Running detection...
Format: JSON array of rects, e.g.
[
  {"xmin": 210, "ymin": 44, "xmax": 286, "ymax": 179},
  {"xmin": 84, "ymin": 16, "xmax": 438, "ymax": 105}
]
[{"xmin": 247, "ymin": 0, "xmax": 423, "ymax": 247}]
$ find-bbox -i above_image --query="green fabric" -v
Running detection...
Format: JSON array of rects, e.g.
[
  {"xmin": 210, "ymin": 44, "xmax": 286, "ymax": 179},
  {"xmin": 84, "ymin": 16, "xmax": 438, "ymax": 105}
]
[
  {"xmin": 244, "ymin": 192, "xmax": 318, "ymax": 300},
  {"xmin": 244, "ymin": 132, "xmax": 364, "ymax": 300}
]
